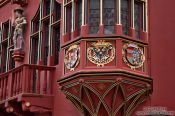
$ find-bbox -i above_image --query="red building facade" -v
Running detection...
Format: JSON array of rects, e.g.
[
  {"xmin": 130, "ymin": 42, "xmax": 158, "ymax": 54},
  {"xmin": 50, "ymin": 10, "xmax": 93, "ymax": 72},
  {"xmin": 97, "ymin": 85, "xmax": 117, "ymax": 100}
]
[{"xmin": 0, "ymin": 0, "xmax": 174, "ymax": 116}]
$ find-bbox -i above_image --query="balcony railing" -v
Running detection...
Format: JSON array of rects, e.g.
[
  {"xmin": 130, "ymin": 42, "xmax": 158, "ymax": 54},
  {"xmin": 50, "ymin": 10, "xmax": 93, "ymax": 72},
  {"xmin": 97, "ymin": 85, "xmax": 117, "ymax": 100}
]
[{"xmin": 0, "ymin": 64, "xmax": 55, "ymax": 102}]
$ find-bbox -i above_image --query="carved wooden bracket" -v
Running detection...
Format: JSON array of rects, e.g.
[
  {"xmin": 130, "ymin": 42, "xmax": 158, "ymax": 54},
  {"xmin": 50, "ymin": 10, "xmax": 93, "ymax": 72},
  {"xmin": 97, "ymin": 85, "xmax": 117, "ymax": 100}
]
[{"xmin": 59, "ymin": 76, "xmax": 152, "ymax": 116}]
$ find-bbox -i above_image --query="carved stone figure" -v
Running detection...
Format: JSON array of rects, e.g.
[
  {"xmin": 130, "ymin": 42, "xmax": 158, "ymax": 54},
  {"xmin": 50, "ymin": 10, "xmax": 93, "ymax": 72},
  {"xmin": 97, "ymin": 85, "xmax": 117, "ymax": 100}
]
[{"xmin": 11, "ymin": 7, "xmax": 27, "ymax": 51}]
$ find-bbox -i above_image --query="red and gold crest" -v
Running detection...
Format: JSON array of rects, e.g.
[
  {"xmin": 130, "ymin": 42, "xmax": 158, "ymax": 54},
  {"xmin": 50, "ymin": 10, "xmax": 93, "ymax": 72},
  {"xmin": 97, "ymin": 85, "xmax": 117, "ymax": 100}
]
[
  {"xmin": 122, "ymin": 43, "xmax": 145, "ymax": 69},
  {"xmin": 87, "ymin": 40, "xmax": 115, "ymax": 67},
  {"xmin": 64, "ymin": 45, "xmax": 80, "ymax": 71}
]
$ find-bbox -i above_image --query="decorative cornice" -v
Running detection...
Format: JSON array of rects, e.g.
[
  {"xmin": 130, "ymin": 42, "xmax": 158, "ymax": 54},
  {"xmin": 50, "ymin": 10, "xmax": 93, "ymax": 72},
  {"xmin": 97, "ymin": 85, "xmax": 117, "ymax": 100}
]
[
  {"xmin": 0, "ymin": 0, "xmax": 10, "ymax": 8},
  {"xmin": 58, "ymin": 69, "xmax": 152, "ymax": 84},
  {"xmin": 61, "ymin": 35, "xmax": 149, "ymax": 49}
]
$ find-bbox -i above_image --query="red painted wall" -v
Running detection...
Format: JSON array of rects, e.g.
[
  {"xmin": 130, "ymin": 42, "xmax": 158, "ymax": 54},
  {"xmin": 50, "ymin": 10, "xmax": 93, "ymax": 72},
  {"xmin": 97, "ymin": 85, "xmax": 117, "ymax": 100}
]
[
  {"xmin": 0, "ymin": 0, "xmax": 175, "ymax": 115},
  {"xmin": 149, "ymin": 0, "xmax": 175, "ymax": 112}
]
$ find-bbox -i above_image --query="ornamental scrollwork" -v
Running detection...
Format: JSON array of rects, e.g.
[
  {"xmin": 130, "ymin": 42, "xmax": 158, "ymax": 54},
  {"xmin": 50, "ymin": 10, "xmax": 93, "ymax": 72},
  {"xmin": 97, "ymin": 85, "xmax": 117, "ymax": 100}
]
[
  {"xmin": 122, "ymin": 43, "xmax": 145, "ymax": 69},
  {"xmin": 87, "ymin": 40, "xmax": 115, "ymax": 67},
  {"xmin": 64, "ymin": 44, "xmax": 80, "ymax": 71}
]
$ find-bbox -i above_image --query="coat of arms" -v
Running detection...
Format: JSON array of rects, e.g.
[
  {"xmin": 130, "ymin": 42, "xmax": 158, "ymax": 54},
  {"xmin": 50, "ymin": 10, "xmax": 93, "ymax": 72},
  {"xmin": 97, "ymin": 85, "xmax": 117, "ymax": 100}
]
[
  {"xmin": 87, "ymin": 40, "xmax": 115, "ymax": 67},
  {"xmin": 122, "ymin": 43, "xmax": 145, "ymax": 69},
  {"xmin": 64, "ymin": 45, "xmax": 80, "ymax": 71}
]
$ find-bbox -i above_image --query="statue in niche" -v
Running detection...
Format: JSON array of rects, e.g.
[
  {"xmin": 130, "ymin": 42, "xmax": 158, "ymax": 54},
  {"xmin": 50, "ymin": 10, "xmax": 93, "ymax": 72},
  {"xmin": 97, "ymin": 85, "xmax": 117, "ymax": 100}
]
[{"xmin": 11, "ymin": 7, "xmax": 27, "ymax": 51}]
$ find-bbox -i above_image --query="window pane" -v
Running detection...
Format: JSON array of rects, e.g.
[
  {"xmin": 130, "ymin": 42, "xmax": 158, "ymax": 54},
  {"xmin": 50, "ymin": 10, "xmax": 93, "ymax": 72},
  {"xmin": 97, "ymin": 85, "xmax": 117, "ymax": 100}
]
[
  {"xmin": 32, "ymin": 37, "xmax": 39, "ymax": 64},
  {"xmin": 78, "ymin": 0, "xmax": 82, "ymax": 35},
  {"xmin": 89, "ymin": 0, "xmax": 100, "ymax": 34},
  {"xmin": 104, "ymin": 0, "xmax": 115, "ymax": 34},
  {"xmin": 121, "ymin": 0, "xmax": 129, "ymax": 35},
  {"xmin": 44, "ymin": 21, "xmax": 49, "ymax": 65},
  {"xmin": 55, "ymin": 1, "xmax": 61, "ymax": 21},
  {"xmin": 45, "ymin": 0, "xmax": 50, "ymax": 15},
  {"xmin": 134, "ymin": 1, "xmax": 143, "ymax": 39},
  {"xmin": 66, "ymin": 6, "xmax": 72, "ymax": 33},
  {"xmin": 54, "ymin": 25, "xmax": 60, "ymax": 65}
]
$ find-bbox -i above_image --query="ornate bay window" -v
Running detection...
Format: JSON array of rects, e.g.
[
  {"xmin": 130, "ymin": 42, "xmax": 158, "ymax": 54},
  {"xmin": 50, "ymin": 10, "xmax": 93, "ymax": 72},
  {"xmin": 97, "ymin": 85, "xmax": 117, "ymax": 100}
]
[
  {"xmin": 30, "ymin": 0, "xmax": 61, "ymax": 66},
  {"xmin": 63, "ymin": 0, "xmax": 147, "ymax": 40}
]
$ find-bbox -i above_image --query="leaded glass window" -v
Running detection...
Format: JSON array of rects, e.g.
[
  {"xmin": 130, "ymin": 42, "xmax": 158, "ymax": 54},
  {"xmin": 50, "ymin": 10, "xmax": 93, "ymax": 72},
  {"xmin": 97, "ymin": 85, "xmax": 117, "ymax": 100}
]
[
  {"xmin": 0, "ymin": 20, "xmax": 14, "ymax": 74},
  {"xmin": 53, "ymin": 1, "xmax": 61, "ymax": 65},
  {"xmin": 77, "ymin": 0, "xmax": 82, "ymax": 35},
  {"xmin": 44, "ymin": 21, "xmax": 49, "ymax": 65},
  {"xmin": 134, "ymin": 1, "xmax": 143, "ymax": 39},
  {"xmin": 104, "ymin": 0, "xmax": 116, "ymax": 34},
  {"xmin": 66, "ymin": 6, "xmax": 72, "ymax": 34},
  {"xmin": 32, "ymin": 37, "xmax": 39, "ymax": 64},
  {"xmin": 89, "ymin": 0, "xmax": 100, "ymax": 34},
  {"xmin": 121, "ymin": 0, "xmax": 129, "ymax": 35},
  {"xmin": 45, "ymin": 0, "xmax": 50, "ymax": 15},
  {"xmin": 30, "ymin": 0, "xmax": 61, "ymax": 66},
  {"xmin": 54, "ymin": 25, "xmax": 60, "ymax": 65},
  {"xmin": 55, "ymin": 1, "xmax": 61, "ymax": 21}
]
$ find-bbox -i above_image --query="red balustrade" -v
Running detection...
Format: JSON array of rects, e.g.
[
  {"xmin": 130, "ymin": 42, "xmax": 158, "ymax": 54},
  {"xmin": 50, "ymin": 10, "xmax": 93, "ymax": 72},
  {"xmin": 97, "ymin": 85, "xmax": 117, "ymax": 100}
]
[{"xmin": 0, "ymin": 64, "xmax": 55, "ymax": 102}]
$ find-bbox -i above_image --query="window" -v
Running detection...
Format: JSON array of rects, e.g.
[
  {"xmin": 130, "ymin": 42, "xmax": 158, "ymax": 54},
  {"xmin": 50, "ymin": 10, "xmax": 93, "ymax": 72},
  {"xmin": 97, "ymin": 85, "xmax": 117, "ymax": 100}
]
[
  {"xmin": 62, "ymin": 0, "xmax": 147, "ymax": 39},
  {"xmin": 134, "ymin": 0, "xmax": 143, "ymax": 39},
  {"xmin": 121, "ymin": 0, "xmax": 146, "ymax": 39},
  {"xmin": 121, "ymin": 0, "xmax": 130, "ymax": 35},
  {"xmin": 66, "ymin": 5, "xmax": 72, "ymax": 34},
  {"xmin": 104, "ymin": 0, "xmax": 116, "ymax": 34},
  {"xmin": 64, "ymin": 0, "xmax": 73, "ymax": 41},
  {"xmin": 53, "ymin": 25, "xmax": 60, "ymax": 65},
  {"xmin": 89, "ymin": 0, "xmax": 100, "ymax": 34},
  {"xmin": 45, "ymin": 0, "xmax": 50, "ymax": 16},
  {"xmin": 52, "ymin": 1, "xmax": 61, "ymax": 65},
  {"xmin": 30, "ymin": 0, "xmax": 61, "ymax": 66},
  {"xmin": 77, "ymin": 0, "xmax": 82, "ymax": 35},
  {"xmin": 30, "ymin": 8, "xmax": 40, "ymax": 64},
  {"xmin": 54, "ymin": 1, "xmax": 61, "ymax": 21},
  {"xmin": 43, "ymin": 21, "xmax": 49, "ymax": 65},
  {"xmin": 31, "ymin": 37, "xmax": 39, "ymax": 64},
  {"xmin": 0, "ymin": 20, "xmax": 15, "ymax": 74},
  {"xmin": 64, "ymin": 0, "xmax": 83, "ymax": 39}
]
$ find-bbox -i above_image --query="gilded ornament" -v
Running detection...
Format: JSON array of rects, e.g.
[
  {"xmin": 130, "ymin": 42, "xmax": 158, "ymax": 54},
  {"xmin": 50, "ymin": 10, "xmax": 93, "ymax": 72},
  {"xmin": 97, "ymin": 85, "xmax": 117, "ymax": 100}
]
[
  {"xmin": 64, "ymin": 44, "xmax": 80, "ymax": 71},
  {"xmin": 122, "ymin": 43, "xmax": 145, "ymax": 69},
  {"xmin": 87, "ymin": 40, "xmax": 115, "ymax": 67}
]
